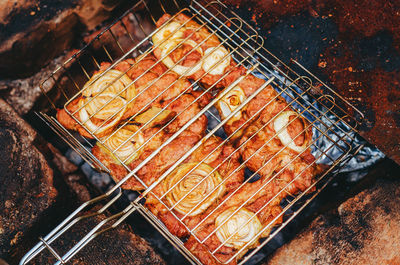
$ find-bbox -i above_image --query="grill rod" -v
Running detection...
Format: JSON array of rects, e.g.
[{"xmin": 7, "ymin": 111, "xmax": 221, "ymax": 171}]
[
  {"xmin": 54, "ymin": 70, "xmax": 275, "ymax": 264},
  {"xmin": 19, "ymin": 0, "xmax": 367, "ymax": 263},
  {"xmin": 20, "ymin": 62, "xmax": 274, "ymax": 264}
]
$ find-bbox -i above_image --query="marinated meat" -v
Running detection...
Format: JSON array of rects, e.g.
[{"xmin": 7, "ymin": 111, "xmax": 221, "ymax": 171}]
[
  {"xmin": 238, "ymin": 104, "xmax": 316, "ymax": 195},
  {"xmin": 145, "ymin": 136, "xmax": 245, "ymax": 237},
  {"xmin": 56, "ymin": 55, "xmax": 194, "ymax": 138},
  {"xmin": 153, "ymin": 13, "xmax": 245, "ymax": 88},
  {"xmin": 215, "ymin": 74, "xmax": 281, "ymax": 143},
  {"xmin": 92, "ymin": 92, "xmax": 210, "ymax": 190},
  {"xmin": 184, "ymin": 175, "xmax": 284, "ymax": 265}
]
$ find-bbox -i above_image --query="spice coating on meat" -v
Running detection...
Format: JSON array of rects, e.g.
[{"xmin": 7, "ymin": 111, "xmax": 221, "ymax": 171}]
[
  {"xmin": 153, "ymin": 13, "xmax": 246, "ymax": 89},
  {"xmin": 145, "ymin": 136, "xmax": 245, "ymax": 237},
  {"xmin": 91, "ymin": 91, "xmax": 210, "ymax": 190}
]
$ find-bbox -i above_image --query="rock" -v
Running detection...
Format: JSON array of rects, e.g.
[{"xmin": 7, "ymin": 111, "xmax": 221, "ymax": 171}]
[
  {"xmin": 32, "ymin": 168, "xmax": 166, "ymax": 265},
  {"xmin": 0, "ymin": 53, "xmax": 69, "ymax": 115},
  {"xmin": 0, "ymin": 8, "xmax": 79, "ymax": 79},
  {"xmin": 34, "ymin": 210, "xmax": 167, "ymax": 265},
  {"xmin": 0, "ymin": 0, "xmax": 146, "ymax": 116},
  {"xmin": 0, "ymin": 98, "xmax": 165, "ymax": 264},
  {"xmin": 0, "ymin": 1, "xmax": 35, "ymax": 25},
  {"xmin": 266, "ymin": 177, "xmax": 400, "ymax": 265},
  {"xmin": 0, "ymin": 98, "xmax": 58, "ymax": 259},
  {"xmin": 0, "ymin": 0, "xmax": 129, "ymax": 79}
]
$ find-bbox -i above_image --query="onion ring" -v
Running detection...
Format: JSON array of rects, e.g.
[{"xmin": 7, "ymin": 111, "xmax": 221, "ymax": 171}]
[
  {"xmin": 202, "ymin": 46, "xmax": 231, "ymax": 75},
  {"xmin": 217, "ymin": 85, "xmax": 246, "ymax": 122},
  {"xmin": 164, "ymin": 163, "xmax": 225, "ymax": 216},
  {"xmin": 215, "ymin": 207, "xmax": 262, "ymax": 249},
  {"xmin": 273, "ymin": 110, "xmax": 310, "ymax": 153},
  {"xmin": 152, "ymin": 21, "xmax": 185, "ymax": 46},
  {"xmin": 103, "ymin": 124, "xmax": 145, "ymax": 163},
  {"xmin": 160, "ymin": 39, "xmax": 203, "ymax": 76},
  {"xmin": 79, "ymin": 93, "xmax": 127, "ymax": 136},
  {"xmin": 82, "ymin": 69, "xmax": 135, "ymax": 101}
]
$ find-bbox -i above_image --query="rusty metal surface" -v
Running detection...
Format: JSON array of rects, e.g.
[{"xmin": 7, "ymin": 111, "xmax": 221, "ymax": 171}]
[{"xmin": 224, "ymin": 0, "xmax": 400, "ymax": 164}]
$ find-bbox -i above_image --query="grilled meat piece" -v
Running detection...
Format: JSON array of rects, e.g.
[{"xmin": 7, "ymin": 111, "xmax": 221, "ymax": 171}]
[
  {"xmin": 56, "ymin": 54, "xmax": 197, "ymax": 138},
  {"xmin": 215, "ymin": 71, "xmax": 317, "ymax": 194},
  {"xmin": 145, "ymin": 136, "xmax": 245, "ymax": 237},
  {"xmin": 92, "ymin": 91, "xmax": 210, "ymax": 190},
  {"xmin": 56, "ymin": 59, "xmax": 136, "ymax": 138},
  {"xmin": 125, "ymin": 54, "xmax": 195, "ymax": 117},
  {"xmin": 215, "ymin": 74, "xmax": 280, "ymax": 143},
  {"xmin": 92, "ymin": 125, "xmax": 167, "ymax": 190},
  {"xmin": 183, "ymin": 175, "xmax": 283, "ymax": 265},
  {"xmin": 156, "ymin": 92, "xmax": 211, "ymax": 135},
  {"xmin": 153, "ymin": 13, "xmax": 245, "ymax": 89},
  {"xmin": 57, "ymin": 97, "xmax": 94, "ymax": 138},
  {"xmin": 238, "ymin": 103, "xmax": 316, "ymax": 195}
]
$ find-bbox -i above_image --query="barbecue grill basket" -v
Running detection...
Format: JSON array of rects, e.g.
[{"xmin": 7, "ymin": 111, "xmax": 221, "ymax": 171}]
[{"xmin": 20, "ymin": 0, "xmax": 365, "ymax": 264}]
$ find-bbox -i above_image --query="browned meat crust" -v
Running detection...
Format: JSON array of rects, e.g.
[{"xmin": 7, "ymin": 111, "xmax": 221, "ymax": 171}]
[
  {"xmin": 216, "ymin": 74, "xmax": 279, "ymax": 143},
  {"xmin": 91, "ymin": 92, "xmax": 210, "ymax": 190},
  {"xmin": 144, "ymin": 136, "xmax": 245, "ymax": 238},
  {"xmin": 157, "ymin": 92, "xmax": 210, "ymax": 136},
  {"xmin": 153, "ymin": 13, "xmax": 246, "ymax": 89},
  {"xmin": 56, "ymin": 55, "xmax": 194, "ymax": 138},
  {"xmin": 125, "ymin": 55, "xmax": 195, "ymax": 117},
  {"xmin": 236, "ymin": 82, "xmax": 317, "ymax": 195},
  {"xmin": 184, "ymin": 175, "xmax": 284, "ymax": 265},
  {"xmin": 238, "ymin": 118, "xmax": 316, "ymax": 196}
]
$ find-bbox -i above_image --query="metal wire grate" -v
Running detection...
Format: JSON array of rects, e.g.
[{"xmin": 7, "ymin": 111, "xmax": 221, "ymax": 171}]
[{"xmin": 20, "ymin": 0, "xmax": 364, "ymax": 264}]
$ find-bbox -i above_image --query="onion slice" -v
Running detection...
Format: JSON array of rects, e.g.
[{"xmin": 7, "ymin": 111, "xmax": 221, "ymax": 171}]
[
  {"xmin": 273, "ymin": 110, "xmax": 310, "ymax": 153},
  {"xmin": 202, "ymin": 47, "xmax": 231, "ymax": 75},
  {"xmin": 79, "ymin": 93, "xmax": 127, "ymax": 136},
  {"xmin": 103, "ymin": 125, "xmax": 145, "ymax": 163},
  {"xmin": 160, "ymin": 39, "xmax": 203, "ymax": 76},
  {"xmin": 217, "ymin": 85, "xmax": 246, "ymax": 122},
  {"xmin": 82, "ymin": 69, "xmax": 135, "ymax": 101},
  {"xmin": 152, "ymin": 21, "xmax": 184, "ymax": 46},
  {"xmin": 163, "ymin": 163, "xmax": 226, "ymax": 216},
  {"xmin": 84, "ymin": 92, "xmax": 127, "ymax": 120},
  {"xmin": 215, "ymin": 207, "xmax": 262, "ymax": 249}
]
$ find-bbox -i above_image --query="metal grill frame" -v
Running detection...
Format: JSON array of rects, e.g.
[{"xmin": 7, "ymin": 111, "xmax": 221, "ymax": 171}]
[{"xmin": 20, "ymin": 0, "xmax": 365, "ymax": 264}]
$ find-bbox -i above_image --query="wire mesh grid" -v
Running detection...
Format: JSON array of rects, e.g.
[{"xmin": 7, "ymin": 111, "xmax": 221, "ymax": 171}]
[{"xmin": 21, "ymin": 0, "xmax": 364, "ymax": 264}]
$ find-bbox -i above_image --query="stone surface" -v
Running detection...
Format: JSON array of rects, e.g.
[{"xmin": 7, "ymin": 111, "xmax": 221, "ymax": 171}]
[
  {"xmin": 0, "ymin": 98, "xmax": 165, "ymax": 264},
  {"xmin": 0, "ymin": 98, "xmax": 58, "ymax": 259},
  {"xmin": 225, "ymin": 0, "xmax": 400, "ymax": 164},
  {"xmin": 34, "ymin": 210, "xmax": 167, "ymax": 265},
  {"xmin": 265, "ymin": 177, "xmax": 400, "ymax": 265},
  {"xmin": 0, "ymin": 53, "xmax": 68, "ymax": 115},
  {"xmin": 0, "ymin": 0, "xmax": 128, "ymax": 79},
  {"xmin": 0, "ymin": 1, "xmax": 148, "ymax": 116}
]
